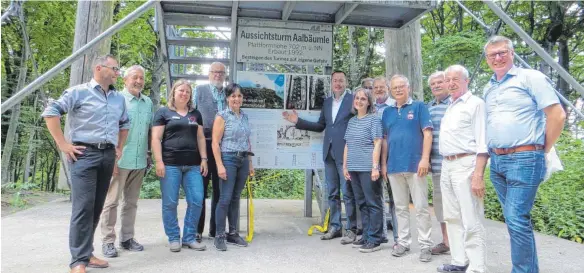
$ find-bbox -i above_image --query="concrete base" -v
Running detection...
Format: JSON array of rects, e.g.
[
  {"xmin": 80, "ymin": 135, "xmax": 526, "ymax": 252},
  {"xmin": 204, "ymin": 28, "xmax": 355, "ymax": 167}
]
[{"xmin": 2, "ymin": 199, "xmax": 583, "ymax": 273}]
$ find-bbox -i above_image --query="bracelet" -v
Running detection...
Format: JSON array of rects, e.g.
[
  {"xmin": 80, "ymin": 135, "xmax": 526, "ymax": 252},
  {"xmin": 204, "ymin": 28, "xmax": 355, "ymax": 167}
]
[{"xmin": 201, "ymin": 158, "xmax": 208, "ymax": 161}]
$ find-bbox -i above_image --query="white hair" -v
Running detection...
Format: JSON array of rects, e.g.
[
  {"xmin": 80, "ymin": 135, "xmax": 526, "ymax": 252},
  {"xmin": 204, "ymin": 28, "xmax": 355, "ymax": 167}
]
[
  {"xmin": 389, "ymin": 74, "xmax": 410, "ymax": 88},
  {"xmin": 445, "ymin": 64, "xmax": 470, "ymax": 80},
  {"xmin": 484, "ymin": 35, "xmax": 514, "ymax": 52},
  {"xmin": 123, "ymin": 65, "xmax": 145, "ymax": 78},
  {"xmin": 427, "ymin": 71, "xmax": 445, "ymax": 85}
]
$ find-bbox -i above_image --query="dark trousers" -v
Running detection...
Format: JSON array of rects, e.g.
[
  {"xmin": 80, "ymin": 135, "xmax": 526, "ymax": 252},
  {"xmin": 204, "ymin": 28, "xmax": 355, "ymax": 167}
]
[
  {"xmin": 215, "ymin": 153, "xmax": 249, "ymax": 236},
  {"xmin": 198, "ymin": 139, "xmax": 220, "ymax": 236},
  {"xmin": 69, "ymin": 147, "xmax": 115, "ymax": 268},
  {"xmin": 324, "ymin": 149, "xmax": 357, "ymax": 232},
  {"xmin": 349, "ymin": 171, "xmax": 383, "ymax": 244}
]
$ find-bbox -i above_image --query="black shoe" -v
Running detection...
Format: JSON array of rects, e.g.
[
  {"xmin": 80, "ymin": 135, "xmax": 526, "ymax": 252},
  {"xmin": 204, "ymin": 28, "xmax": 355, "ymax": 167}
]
[
  {"xmin": 208, "ymin": 232, "xmax": 216, "ymax": 239},
  {"xmin": 102, "ymin": 243, "xmax": 118, "ymax": 258},
  {"xmin": 214, "ymin": 235, "xmax": 227, "ymax": 251},
  {"xmin": 320, "ymin": 229, "xmax": 342, "ymax": 240},
  {"xmin": 352, "ymin": 238, "xmax": 366, "ymax": 248},
  {"xmin": 356, "ymin": 229, "xmax": 363, "ymax": 236},
  {"xmin": 120, "ymin": 238, "xmax": 144, "ymax": 251},
  {"xmin": 227, "ymin": 233, "xmax": 248, "ymax": 247},
  {"xmin": 386, "ymin": 219, "xmax": 393, "ymax": 231},
  {"xmin": 437, "ymin": 264, "xmax": 469, "ymax": 272},
  {"xmin": 359, "ymin": 242, "xmax": 382, "ymax": 253},
  {"xmin": 195, "ymin": 233, "xmax": 203, "ymax": 243},
  {"xmin": 381, "ymin": 237, "xmax": 389, "ymax": 244}
]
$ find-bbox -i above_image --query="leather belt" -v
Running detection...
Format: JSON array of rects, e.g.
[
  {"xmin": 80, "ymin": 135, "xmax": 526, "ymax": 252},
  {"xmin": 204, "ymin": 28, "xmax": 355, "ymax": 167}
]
[
  {"xmin": 444, "ymin": 153, "xmax": 473, "ymax": 161},
  {"xmin": 73, "ymin": 142, "xmax": 115, "ymax": 150},
  {"xmin": 491, "ymin": 144, "xmax": 544, "ymax": 155},
  {"xmin": 224, "ymin": 151, "xmax": 255, "ymax": 157}
]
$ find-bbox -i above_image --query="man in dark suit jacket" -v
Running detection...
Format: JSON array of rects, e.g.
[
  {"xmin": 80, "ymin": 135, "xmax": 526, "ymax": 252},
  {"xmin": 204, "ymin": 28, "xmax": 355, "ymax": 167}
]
[{"xmin": 283, "ymin": 71, "xmax": 357, "ymax": 244}]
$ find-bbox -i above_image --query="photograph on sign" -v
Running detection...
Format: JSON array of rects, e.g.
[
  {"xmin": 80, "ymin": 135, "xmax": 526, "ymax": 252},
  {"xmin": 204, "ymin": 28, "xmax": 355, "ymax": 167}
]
[
  {"xmin": 309, "ymin": 75, "xmax": 331, "ymax": 110},
  {"xmin": 285, "ymin": 75, "xmax": 308, "ymax": 110},
  {"xmin": 238, "ymin": 71, "xmax": 285, "ymax": 109}
]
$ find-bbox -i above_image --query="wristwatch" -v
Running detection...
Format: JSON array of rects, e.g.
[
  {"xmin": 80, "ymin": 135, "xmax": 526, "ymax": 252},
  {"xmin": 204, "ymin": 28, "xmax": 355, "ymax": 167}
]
[{"xmin": 372, "ymin": 164, "xmax": 380, "ymax": 170}]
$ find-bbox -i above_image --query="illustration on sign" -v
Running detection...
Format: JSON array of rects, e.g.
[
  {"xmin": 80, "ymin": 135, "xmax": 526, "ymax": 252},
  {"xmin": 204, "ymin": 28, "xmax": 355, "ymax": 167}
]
[
  {"xmin": 309, "ymin": 75, "xmax": 331, "ymax": 110},
  {"xmin": 285, "ymin": 75, "xmax": 308, "ymax": 110}
]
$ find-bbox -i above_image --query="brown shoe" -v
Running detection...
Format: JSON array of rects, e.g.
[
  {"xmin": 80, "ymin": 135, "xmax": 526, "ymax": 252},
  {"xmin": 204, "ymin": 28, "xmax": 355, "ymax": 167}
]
[
  {"xmin": 70, "ymin": 264, "xmax": 86, "ymax": 273},
  {"xmin": 88, "ymin": 255, "xmax": 109, "ymax": 268}
]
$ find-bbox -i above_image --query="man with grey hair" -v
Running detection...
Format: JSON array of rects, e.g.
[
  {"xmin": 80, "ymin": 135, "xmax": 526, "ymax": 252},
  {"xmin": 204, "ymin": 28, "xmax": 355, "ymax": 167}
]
[
  {"xmin": 42, "ymin": 54, "xmax": 129, "ymax": 273},
  {"xmin": 192, "ymin": 62, "xmax": 227, "ymax": 242},
  {"xmin": 372, "ymin": 76, "xmax": 398, "ymax": 247},
  {"xmin": 100, "ymin": 65, "xmax": 152, "ymax": 258},
  {"xmin": 361, "ymin": 77, "xmax": 374, "ymax": 91},
  {"xmin": 483, "ymin": 35, "xmax": 565, "ymax": 273},
  {"xmin": 426, "ymin": 71, "xmax": 451, "ymax": 255},
  {"xmin": 437, "ymin": 64, "xmax": 487, "ymax": 273},
  {"xmin": 381, "ymin": 74, "xmax": 434, "ymax": 262}
]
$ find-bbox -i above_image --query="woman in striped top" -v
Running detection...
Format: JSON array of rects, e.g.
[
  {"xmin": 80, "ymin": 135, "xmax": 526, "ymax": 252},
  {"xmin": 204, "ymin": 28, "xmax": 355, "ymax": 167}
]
[{"xmin": 342, "ymin": 88, "xmax": 384, "ymax": 253}]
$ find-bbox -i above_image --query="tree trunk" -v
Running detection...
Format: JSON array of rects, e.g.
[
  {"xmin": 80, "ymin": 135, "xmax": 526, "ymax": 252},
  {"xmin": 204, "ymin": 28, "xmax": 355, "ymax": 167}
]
[
  {"xmin": 556, "ymin": 38, "xmax": 570, "ymax": 99},
  {"xmin": 58, "ymin": 0, "xmax": 114, "ymax": 190},
  {"xmin": 384, "ymin": 20, "xmax": 424, "ymax": 101},
  {"xmin": 348, "ymin": 26, "xmax": 359, "ymax": 88},
  {"xmin": 22, "ymin": 94, "xmax": 39, "ymax": 184}
]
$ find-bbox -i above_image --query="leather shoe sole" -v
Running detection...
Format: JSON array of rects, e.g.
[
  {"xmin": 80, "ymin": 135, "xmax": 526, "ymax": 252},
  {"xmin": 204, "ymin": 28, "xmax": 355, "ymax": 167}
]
[{"xmin": 88, "ymin": 256, "xmax": 109, "ymax": 268}]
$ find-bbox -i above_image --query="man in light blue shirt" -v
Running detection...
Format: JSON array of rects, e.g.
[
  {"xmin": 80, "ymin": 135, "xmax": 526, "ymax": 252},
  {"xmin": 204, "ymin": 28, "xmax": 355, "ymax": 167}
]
[
  {"xmin": 100, "ymin": 65, "xmax": 152, "ymax": 258},
  {"xmin": 483, "ymin": 36, "xmax": 566, "ymax": 273},
  {"xmin": 42, "ymin": 54, "xmax": 129, "ymax": 273}
]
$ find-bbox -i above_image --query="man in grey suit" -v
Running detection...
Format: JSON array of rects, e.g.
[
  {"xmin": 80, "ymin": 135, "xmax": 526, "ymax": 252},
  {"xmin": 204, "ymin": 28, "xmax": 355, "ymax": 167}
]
[
  {"xmin": 193, "ymin": 62, "xmax": 227, "ymax": 241},
  {"xmin": 282, "ymin": 71, "xmax": 357, "ymax": 244}
]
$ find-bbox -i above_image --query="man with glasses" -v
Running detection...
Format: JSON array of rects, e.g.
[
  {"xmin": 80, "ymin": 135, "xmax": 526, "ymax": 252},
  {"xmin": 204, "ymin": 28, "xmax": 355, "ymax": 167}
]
[
  {"xmin": 381, "ymin": 74, "xmax": 434, "ymax": 262},
  {"xmin": 42, "ymin": 54, "xmax": 129, "ymax": 273},
  {"xmin": 193, "ymin": 62, "xmax": 227, "ymax": 242},
  {"xmin": 483, "ymin": 35, "xmax": 566, "ymax": 273},
  {"xmin": 372, "ymin": 76, "xmax": 398, "ymax": 248}
]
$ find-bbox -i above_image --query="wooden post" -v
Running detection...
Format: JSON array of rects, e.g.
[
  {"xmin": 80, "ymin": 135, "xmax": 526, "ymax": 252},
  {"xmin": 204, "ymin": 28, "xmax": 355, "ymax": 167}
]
[
  {"xmin": 57, "ymin": 0, "xmax": 114, "ymax": 190},
  {"xmin": 384, "ymin": 20, "xmax": 424, "ymax": 101}
]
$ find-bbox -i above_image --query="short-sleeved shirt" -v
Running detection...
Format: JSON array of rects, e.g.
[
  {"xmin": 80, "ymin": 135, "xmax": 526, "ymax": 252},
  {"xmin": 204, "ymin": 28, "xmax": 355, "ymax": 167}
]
[
  {"xmin": 218, "ymin": 108, "xmax": 251, "ymax": 152},
  {"xmin": 153, "ymin": 107, "xmax": 203, "ymax": 166},
  {"xmin": 483, "ymin": 66, "xmax": 560, "ymax": 148},
  {"xmin": 117, "ymin": 90, "xmax": 153, "ymax": 170},
  {"xmin": 427, "ymin": 96, "xmax": 450, "ymax": 173},
  {"xmin": 344, "ymin": 114, "xmax": 383, "ymax": 172},
  {"xmin": 382, "ymin": 98, "xmax": 433, "ymax": 174}
]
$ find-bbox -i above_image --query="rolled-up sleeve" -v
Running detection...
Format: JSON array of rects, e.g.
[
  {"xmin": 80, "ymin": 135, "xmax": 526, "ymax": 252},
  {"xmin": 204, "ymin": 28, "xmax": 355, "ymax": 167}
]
[
  {"xmin": 119, "ymin": 100, "xmax": 131, "ymax": 130},
  {"xmin": 41, "ymin": 89, "xmax": 76, "ymax": 117},
  {"xmin": 473, "ymin": 99, "xmax": 488, "ymax": 154}
]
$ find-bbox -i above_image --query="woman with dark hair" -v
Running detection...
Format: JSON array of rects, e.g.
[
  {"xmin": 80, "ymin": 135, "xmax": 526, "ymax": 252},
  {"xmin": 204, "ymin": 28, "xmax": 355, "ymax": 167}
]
[
  {"xmin": 152, "ymin": 79, "xmax": 208, "ymax": 252},
  {"xmin": 212, "ymin": 83, "xmax": 254, "ymax": 251},
  {"xmin": 342, "ymin": 88, "xmax": 384, "ymax": 253}
]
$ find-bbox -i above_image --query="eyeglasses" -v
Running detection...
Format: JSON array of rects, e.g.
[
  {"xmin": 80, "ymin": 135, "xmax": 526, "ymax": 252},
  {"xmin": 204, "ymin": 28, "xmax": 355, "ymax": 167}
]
[
  {"xmin": 101, "ymin": 65, "xmax": 120, "ymax": 72},
  {"xmin": 486, "ymin": 50, "xmax": 510, "ymax": 60},
  {"xmin": 211, "ymin": 70, "xmax": 226, "ymax": 75}
]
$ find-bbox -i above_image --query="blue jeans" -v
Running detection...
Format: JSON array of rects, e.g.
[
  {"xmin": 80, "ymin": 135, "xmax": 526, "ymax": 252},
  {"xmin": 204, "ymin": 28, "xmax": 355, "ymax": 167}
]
[
  {"xmin": 160, "ymin": 165, "xmax": 204, "ymax": 243},
  {"xmin": 324, "ymin": 149, "xmax": 356, "ymax": 232},
  {"xmin": 215, "ymin": 153, "xmax": 249, "ymax": 236},
  {"xmin": 489, "ymin": 150, "xmax": 545, "ymax": 273},
  {"xmin": 349, "ymin": 171, "xmax": 383, "ymax": 244}
]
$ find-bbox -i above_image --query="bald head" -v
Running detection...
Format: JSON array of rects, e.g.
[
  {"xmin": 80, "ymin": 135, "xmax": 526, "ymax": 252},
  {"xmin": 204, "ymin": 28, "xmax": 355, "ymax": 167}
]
[{"xmin": 209, "ymin": 62, "xmax": 226, "ymax": 88}]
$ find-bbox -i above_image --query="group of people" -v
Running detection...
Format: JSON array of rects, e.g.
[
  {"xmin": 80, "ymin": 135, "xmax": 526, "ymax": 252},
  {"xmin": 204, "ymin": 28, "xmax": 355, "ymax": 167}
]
[
  {"xmin": 43, "ymin": 58, "xmax": 252, "ymax": 273},
  {"xmin": 282, "ymin": 35, "xmax": 565, "ymax": 273},
  {"xmin": 43, "ymin": 34, "xmax": 565, "ymax": 273}
]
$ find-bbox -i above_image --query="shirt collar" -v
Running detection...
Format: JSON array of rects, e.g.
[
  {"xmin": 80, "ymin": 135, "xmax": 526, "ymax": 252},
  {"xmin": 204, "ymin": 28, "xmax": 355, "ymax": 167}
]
[
  {"xmin": 489, "ymin": 65, "xmax": 519, "ymax": 84},
  {"xmin": 451, "ymin": 91, "xmax": 472, "ymax": 104},
  {"xmin": 333, "ymin": 89, "xmax": 348, "ymax": 102},
  {"xmin": 430, "ymin": 95, "xmax": 450, "ymax": 106},
  {"xmin": 122, "ymin": 88, "xmax": 145, "ymax": 101},
  {"xmin": 210, "ymin": 84, "xmax": 224, "ymax": 93},
  {"xmin": 90, "ymin": 79, "xmax": 116, "ymax": 93},
  {"xmin": 390, "ymin": 97, "xmax": 413, "ymax": 108},
  {"xmin": 227, "ymin": 107, "xmax": 245, "ymax": 115}
]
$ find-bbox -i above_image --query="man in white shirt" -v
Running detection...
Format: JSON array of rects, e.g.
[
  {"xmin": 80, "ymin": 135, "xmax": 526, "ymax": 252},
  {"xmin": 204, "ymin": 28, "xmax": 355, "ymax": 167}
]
[{"xmin": 437, "ymin": 65, "xmax": 488, "ymax": 273}]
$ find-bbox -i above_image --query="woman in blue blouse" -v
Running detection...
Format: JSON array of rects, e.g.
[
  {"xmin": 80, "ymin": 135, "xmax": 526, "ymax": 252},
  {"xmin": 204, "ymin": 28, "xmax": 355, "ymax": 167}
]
[
  {"xmin": 342, "ymin": 88, "xmax": 384, "ymax": 253},
  {"xmin": 211, "ymin": 83, "xmax": 254, "ymax": 251}
]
